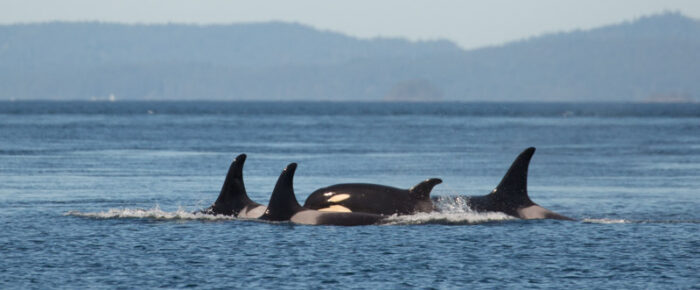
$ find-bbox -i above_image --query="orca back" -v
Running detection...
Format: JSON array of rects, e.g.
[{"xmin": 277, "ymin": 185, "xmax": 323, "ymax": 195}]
[
  {"xmin": 434, "ymin": 147, "xmax": 573, "ymax": 220},
  {"xmin": 203, "ymin": 154, "xmax": 261, "ymax": 216},
  {"xmin": 303, "ymin": 178, "xmax": 442, "ymax": 215},
  {"xmin": 260, "ymin": 163, "xmax": 303, "ymax": 221}
]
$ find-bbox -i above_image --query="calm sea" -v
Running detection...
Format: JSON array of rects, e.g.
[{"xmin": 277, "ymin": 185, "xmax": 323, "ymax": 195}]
[{"xmin": 1, "ymin": 101, "xmax": 698, "ymax": 288}]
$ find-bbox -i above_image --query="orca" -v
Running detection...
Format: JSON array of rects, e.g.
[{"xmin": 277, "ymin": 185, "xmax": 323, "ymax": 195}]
[
  {"xmin": 200, "ymin": 154, "xmax": 266, "ymax": 218},
  {"xmin": 433, "ymin": 147, "xmax": 574, "ymax": 220},
  {"xmin": 303, "ymin": 178, "xmax": 442, "ymax": 215},
  {"xmin": 260, "ymin": 163, "xmax": 386, "ymax": 226},
  {"xmin": 301, "ymin": 147, "xmax": 573, "ymax": 220}
]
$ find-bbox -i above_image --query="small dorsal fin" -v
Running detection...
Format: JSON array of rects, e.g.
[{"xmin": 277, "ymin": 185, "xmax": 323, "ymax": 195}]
[
  {"xmin": 260, "ymin": 163, "xmax": 303, "ymax": 221},
  {"xmin": 409, "ymin": 178, "xmax": 442, "ymax": 200},
  {"xmin": 208, "ymin": 154, "xmax": 253, "ymax": 215},
  {"xmin": 489, "ymin": 147, "xmax": 536, "ymax": 206}
]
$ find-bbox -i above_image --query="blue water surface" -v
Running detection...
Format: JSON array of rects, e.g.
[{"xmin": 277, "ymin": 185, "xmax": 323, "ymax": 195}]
[{"xmin": 0, "ymin": 102, "xmax": 698, "ymax": 288}]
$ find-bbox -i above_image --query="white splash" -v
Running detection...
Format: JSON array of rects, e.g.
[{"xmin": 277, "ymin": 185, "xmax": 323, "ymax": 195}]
[
  {"xmin": 65, "ymin": 205, "xmax": 234, "ymax": 221},
  {"xmin": 384, "ymin": 211, "xmax": 514, "ymax": 225},
  {"xmin": 433, "ymin": 195, "xmax": 473, "ymax": 212},
  {"xmin": 582, "ymin": 218, "xmax": 629, "ymax": 224},
  {"xmin": 385, "ymin": 195, "xmax": 515, "ymax": 225}
]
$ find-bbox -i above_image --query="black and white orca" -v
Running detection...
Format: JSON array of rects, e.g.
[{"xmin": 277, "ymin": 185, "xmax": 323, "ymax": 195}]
[
  {"xmin": 260, "ymin": 163, "xmax": 386, "ymax": 226},
  {"xmin": 303, "ymin": 179, "xmax": 442, "ymax": 215},
  {"xmin": 301, "ymin": 147, "xmax": 573, "ymax": 220},
  {"xmin": 435, "ymin": 147, "xmax": 573, "ymax": 220},
  {"xmin": 200, "ymin": 154, "xmax": 266, "ymax": 218}
]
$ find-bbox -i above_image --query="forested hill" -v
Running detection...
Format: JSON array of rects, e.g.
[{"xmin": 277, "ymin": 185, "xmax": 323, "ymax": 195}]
[{"xmin": 1, "ymin": 12, "xmax": 698, "ymax": 101}]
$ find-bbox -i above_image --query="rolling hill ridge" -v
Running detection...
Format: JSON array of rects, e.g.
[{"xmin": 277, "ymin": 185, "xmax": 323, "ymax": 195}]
[{"xmin": 0, "ymin": 12, "xmax": 698, "ymax": 101}]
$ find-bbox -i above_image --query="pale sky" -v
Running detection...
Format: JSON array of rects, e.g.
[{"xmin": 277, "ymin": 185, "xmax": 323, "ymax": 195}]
[{"xmin": 2, "ymin": 0, "xmax": 699, "ymax": 49}]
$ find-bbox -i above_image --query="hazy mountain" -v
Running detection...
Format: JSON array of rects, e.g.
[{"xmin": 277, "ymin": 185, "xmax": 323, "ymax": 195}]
[{"xmin": 0, "ymin": 12, "xmax": 697, "ymax": 101}]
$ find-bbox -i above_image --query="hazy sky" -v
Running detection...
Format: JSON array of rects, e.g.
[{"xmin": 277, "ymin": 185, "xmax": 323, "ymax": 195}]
[{"xmin": 2, "ymin": 0, "xmax": 700, "ymax": 49}]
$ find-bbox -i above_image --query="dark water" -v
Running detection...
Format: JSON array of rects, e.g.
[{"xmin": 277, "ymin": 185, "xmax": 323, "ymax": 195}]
[{"xmin": 1, "ymin": 101, "xmax": 698, "ymax": 288}]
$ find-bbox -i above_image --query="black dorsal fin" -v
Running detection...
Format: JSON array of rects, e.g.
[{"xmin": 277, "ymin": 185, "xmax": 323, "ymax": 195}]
[
  {"xmin": 409, "ymin": 178, "xmax": 442, "ymax": 200},
  {"xmin": 260, "ymin": 163, "xmax": 303, "ymax": 221},
  {"xmin": 207, "ymin": 154, "xmax": 253, "ymax": 215},
  {"xmin": 488, "ymin": 147, "xmax": 536, "ymax": 207}
]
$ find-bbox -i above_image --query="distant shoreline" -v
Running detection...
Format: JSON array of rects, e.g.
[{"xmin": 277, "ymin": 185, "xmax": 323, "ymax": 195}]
[
  {"xmin": 1, "ymin": 13, "xmax": 698, "ymax": 102},
  {"xmin": 0, "ymin": 99, "xmax": 697, "ymax": 104}
]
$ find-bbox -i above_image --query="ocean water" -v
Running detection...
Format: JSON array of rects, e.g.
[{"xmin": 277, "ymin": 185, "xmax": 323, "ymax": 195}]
[{"xmin": 0, "ymin": 101, "xmax": 698, "ymax": 288}]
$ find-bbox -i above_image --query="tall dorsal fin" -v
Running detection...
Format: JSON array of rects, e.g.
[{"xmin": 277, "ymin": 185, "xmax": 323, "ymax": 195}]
[
  {"xmin": 488, "ymin": 147, "xmax": 536, "ymax": 206},
  {"xmin": 409, "ymin": 178, "xmax": 442, "ymax": 200},
  {"xmin": 260, "ymin": 163, "xmax": 303, "ymax": 221},
  {"xmin": 208, "ymin": 154, "xmax": 252, "ymax": 215}
]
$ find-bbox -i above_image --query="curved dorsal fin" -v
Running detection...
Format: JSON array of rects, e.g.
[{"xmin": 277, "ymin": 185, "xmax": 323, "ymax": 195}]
[
  {"xmin": 261, "ymin": 163, "xmax": 303, "ymax": 221},
  {"xmin": 489, "ymin": 147, "xmax": 536, "ymax": 206},
  {"xmin": 409, "ymin": 178, "xmax": 442, "ymax": 200},
  {"xmin": 209, "ymin": 154, "xmax": 252, "ymax": 215}
]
